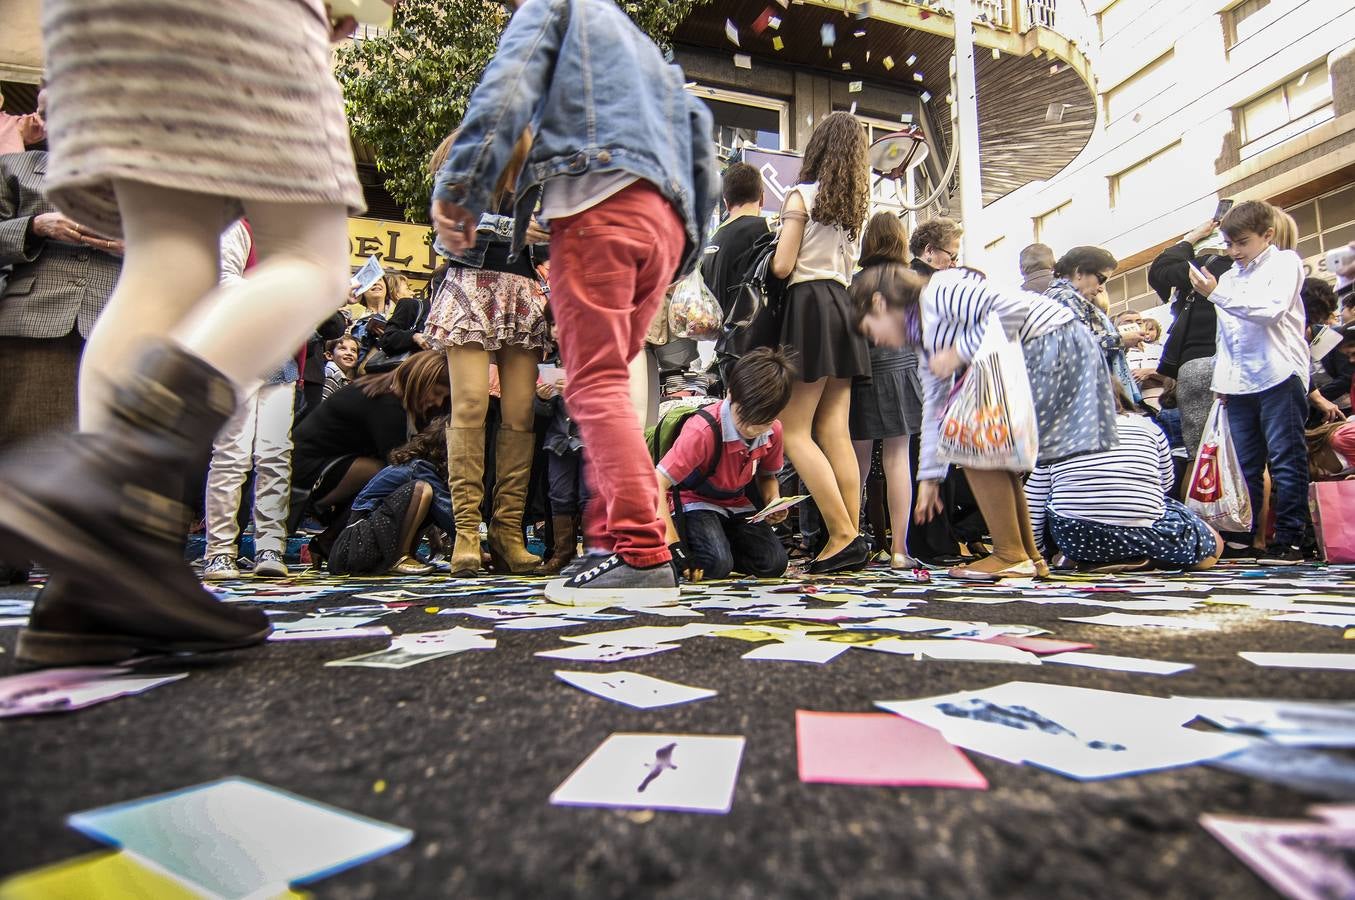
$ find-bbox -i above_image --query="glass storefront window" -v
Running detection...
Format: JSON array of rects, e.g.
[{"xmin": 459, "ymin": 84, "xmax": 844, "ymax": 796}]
[{"xmin": 690, "ymin": 87, "xmax": 787, "ymax": 162}]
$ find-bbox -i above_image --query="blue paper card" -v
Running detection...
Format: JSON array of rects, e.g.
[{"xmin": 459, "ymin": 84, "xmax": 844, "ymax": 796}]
[{"xmin": 68, "ymin": 777, "xmax": 412, "ymax": 898}]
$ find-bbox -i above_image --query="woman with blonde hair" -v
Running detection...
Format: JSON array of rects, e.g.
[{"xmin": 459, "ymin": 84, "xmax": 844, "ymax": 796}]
[
  {"xmin": 769, "ymin": 111, "xmax": 873, "ymax": 574},
  {"xmin": 426, "ymin": 130, "xmax": 550, "ymax": 576}
]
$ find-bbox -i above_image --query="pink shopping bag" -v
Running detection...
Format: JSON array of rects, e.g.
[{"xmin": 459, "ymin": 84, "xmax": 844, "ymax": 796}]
[{"xmin": 1310, "ymin": 481, "xmax": 1355, "ymax": 564}]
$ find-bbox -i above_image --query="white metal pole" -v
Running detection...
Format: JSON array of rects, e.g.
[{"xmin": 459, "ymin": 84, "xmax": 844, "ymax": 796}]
[
  {"xmin": 952, "ymin": 0, "xmax": 984, "ymax": 260},
  {"xmin": 905, "ymin": 170, "xmax": 916, "ymax": 233}
]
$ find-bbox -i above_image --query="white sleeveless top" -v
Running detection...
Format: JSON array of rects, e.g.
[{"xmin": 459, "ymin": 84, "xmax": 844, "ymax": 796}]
[{"xmin": 784, "ymin": 182, "xmax": 859, "ymax": 288}]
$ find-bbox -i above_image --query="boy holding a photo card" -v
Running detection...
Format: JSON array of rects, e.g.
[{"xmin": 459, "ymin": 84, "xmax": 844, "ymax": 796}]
[{"xmin": 656, "ymin": 349, "xmax": 795, "ymax": 582}]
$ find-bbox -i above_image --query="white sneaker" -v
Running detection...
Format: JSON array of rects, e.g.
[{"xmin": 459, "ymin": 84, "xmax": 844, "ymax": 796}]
[
  {"xmin": 254, "ymin": 549, "xmax": 289, "ymax": 579},
  {"xmin": 202, "ymin": 554, "xmax": 240, "ymax": 581}
]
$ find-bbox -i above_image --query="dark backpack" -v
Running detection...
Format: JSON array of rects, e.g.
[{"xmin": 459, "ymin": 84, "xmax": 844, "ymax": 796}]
[{"xmin": 716, "ymin": 230, "xmax": 787, "ymax": 365}]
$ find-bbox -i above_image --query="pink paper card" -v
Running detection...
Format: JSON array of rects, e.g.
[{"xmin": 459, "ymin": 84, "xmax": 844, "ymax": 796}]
[
  {"xmin": 978, "ymin": 635, "xmax": 1095, "ymax": 655},
  {"xmin": 795, "ymin": 711, "xmax": 988, "ymax": 789}
]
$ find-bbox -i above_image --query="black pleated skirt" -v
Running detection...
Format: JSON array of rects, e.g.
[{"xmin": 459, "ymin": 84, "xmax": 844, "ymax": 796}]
[{"xmin": 778, "ymin": 279, "xmax": 871, "ymax": 383}]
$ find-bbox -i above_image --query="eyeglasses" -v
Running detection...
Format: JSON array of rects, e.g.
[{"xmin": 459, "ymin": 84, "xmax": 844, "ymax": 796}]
[
  {"xmin": 935, "ymin": 247, "xmax": 960, "ymax": 265},
  {"xmin": 1093, "ymin": 272, "xmax": 1109, "ymax": 286}
]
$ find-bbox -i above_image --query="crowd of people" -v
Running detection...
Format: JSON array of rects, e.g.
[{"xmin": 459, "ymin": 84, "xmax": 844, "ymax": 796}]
[
  {"xmin": 1, "ymin": 0, "xmax": 1354, "ymax": 670},
  {"xmin": 195, "ymin": 171, "xmax": 1355, "ymax": 592}
]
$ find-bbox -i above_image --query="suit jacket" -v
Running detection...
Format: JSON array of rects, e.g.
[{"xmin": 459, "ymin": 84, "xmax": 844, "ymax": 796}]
[{"xmin": 0, "ymin": 151, "xmax": 120, "ymax": 339}]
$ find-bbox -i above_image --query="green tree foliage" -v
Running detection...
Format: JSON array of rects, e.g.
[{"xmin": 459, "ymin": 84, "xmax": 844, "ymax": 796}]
[{"xmin": 336, "ymin": 0, "xmax": 711, "ymax": 223}]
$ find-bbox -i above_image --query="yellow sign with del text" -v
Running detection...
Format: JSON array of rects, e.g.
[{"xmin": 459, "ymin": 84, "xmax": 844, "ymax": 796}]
[{"xmin": 347, "ymin": 217, "xmax": 440, "ymax": 286}]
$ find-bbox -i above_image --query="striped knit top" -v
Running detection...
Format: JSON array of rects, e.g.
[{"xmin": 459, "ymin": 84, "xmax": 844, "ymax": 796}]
[
  {"xmin": 1025, "ymin": 414, "xmax": 1174, "ymax": 551},
  {"xmin": 916, "ymin": 269, "xmax": 1075, "ymax": 480}
]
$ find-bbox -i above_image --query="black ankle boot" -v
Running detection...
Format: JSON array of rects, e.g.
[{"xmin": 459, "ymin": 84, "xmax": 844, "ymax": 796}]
[{"xmin": 0, "ymin": 342, "xmax": 271, "ymax": 667}]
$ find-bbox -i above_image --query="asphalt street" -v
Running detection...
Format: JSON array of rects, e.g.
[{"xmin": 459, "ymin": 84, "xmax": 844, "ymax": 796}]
[{"xmin": 2, "ymin": 562, "xmax": 1353, "ymax": 899}]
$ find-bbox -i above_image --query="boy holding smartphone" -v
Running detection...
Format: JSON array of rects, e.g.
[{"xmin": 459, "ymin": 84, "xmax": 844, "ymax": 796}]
[{"xmin": 1188, "ymin": 201, "xmax": 1309, "ymax": 564}]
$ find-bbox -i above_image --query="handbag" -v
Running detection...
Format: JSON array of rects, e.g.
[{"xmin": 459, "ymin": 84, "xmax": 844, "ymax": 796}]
[
  {"xmin": 1156, "ymin": 294, "xmax": 1194, "ymax": 380},
  {"xmin": 1310, "ymin": 481, "xmax": 1355, "ymax": 563},
  {"xmin": 1186, "ymin": 400, "xmax": 1253, "ymax": 533},
  {"xmin": 361, "ymin": 298, "xmax": 428, "ymax": 373},
  {"xmin": 1157, "ymin": 253, "xmax": 1218, "ymax": 380},
  {"xmin": 936, "ymin": 314, "xmax": 1040, "ymax": 471},
  {"xmin": 715, "ymin": 231, "xmax": 786, "ymax": 362}
]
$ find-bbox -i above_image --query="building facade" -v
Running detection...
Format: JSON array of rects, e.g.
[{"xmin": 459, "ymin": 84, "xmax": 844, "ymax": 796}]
[{"xmin": 973, "ymin": 0, "xmax": 1355, "ymax": 312}]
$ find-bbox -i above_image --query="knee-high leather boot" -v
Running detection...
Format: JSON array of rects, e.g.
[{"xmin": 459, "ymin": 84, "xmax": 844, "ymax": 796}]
[
  {"xmin": 446, "ymin": 425, "xmax": 486, "ymax": 577},
  {"xmin": 488, "ymin": 425, "xmax": 543, "ymax": 574}
]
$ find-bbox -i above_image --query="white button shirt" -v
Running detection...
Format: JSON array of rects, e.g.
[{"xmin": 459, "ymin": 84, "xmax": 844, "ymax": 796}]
[{"xmin": 1209, "ymin": 245, "xmax": 1308, "ymax": 395}]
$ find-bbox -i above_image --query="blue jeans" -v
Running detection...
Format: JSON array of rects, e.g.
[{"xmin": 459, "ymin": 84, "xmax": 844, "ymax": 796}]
[
  {"xmin": 1225, "ymin": 375, "xmax": 1309, "ymax": 546},
  {"xmin": 683, "ymin": 509, "xmax": 788, "ymax": 580}
]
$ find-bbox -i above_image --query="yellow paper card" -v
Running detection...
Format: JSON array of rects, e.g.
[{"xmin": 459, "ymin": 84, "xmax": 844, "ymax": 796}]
[{"xmin": 0, "ymin": 851, "xmax": 309, "ymax": 900}]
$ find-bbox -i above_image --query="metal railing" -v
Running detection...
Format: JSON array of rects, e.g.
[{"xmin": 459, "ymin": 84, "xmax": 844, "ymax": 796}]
[{"xmin": 900, "ymin": 0, "xmax": 1098, "ymax": 60}]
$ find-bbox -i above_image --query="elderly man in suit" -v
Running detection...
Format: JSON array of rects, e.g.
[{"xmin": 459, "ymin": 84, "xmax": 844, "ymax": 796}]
[{"xmin": 0, "ymin": 90, "xmax": 123, "ymax": 582}]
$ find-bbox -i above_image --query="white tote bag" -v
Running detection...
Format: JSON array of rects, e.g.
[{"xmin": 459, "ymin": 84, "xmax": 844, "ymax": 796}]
[
  {"xmin": 936, "ymin": 314, "xmax": 1039, "ymax": 471},
  {"xmin": 1185, "ymin": 400, "xmax": 1253, "ymax": 533}
]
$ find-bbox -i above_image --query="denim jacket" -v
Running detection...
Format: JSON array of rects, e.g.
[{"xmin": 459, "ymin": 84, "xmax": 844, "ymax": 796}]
[{"xmin": 432, "ymin": 0, "xmax": 718, "ymax": 280}]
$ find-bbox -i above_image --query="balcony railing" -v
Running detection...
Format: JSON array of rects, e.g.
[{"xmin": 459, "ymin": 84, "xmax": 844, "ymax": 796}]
[{"xmin": 899, "ymin": 0, "xmax": 1098, "ymax": 62}]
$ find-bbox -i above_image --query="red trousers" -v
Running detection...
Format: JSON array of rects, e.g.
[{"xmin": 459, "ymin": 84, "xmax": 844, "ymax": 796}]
[{"xmin": 548, "ymin": 182, "xmax": 685, "ymax": 568}]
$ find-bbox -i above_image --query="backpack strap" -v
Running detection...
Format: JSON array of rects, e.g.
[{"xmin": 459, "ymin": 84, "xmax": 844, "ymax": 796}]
[{"xmin": 677, "ymin": 407, "xmax": 745, "ymax": 501}]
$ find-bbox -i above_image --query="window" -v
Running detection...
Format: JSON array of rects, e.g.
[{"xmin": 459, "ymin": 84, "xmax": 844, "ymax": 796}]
[
  {"xmin": 1109, "ymin": 141, "xmax": 1182, "ymax": 216},
  {"xmin": 689, "ymin": 86, "xmax": 788, "ymax": 162},
  {"xmin": 1285, "ymin": 184, "xmax": 1355, "ymax": 280},
  {"xmin": 1223, "ymin": 0, "xmax": 1270, "ymax": 49},
  {"xmin": 1238, "ymin": 63, "xmax": 1333, "ymax": 159},
  {"xmin": 1104, "ymin": 51, "xmax": 1175, "ymax": 124},
  {"xmin": 1104, "ymin": 263, "xmax": 1156, "ymax": 318},
  {"xmin": 1097, "ymin": 0, "xmax": 1142, "ymax": 41},
  {"xmin": 1034, "ymin": 201, "xmax": 1072, "ymax": 248}
]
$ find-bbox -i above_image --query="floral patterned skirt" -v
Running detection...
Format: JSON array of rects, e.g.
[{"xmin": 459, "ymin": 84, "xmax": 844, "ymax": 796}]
[{"xmin": 424, "ymin": 266, "xmax": 549, "ymax": 353}]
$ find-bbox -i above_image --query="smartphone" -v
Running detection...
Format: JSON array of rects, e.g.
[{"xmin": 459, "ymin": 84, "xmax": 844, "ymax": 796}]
[
  {"xmin": 1213, "ymin": 198, "xmax": 1234, "ymax": 221},
  {"xmin": 1187, "ymin": 261, "xmax": 1206, "ymax": 281}
]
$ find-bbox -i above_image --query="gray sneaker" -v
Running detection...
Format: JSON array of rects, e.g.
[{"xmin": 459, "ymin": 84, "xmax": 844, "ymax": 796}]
[
  {"xmin": 254, "ymin": 549, "xmax": 289, "ymax": 579},
  {"xmin": 202, "ymin": 554, "xmax": 240, "ymax": 581},
  {"xmin": 545, "ymin": 553, "xmax": 679, "ymax": 607},
  {"xmin": 558, "ymin": 551, "xmax": 611, "ymax": 580}
]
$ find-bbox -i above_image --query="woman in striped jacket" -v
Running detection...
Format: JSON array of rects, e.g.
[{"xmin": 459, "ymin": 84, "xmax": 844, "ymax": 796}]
[{"xmin": 853, "ymin": 264, "xmax": 1118, "ymax": 580}]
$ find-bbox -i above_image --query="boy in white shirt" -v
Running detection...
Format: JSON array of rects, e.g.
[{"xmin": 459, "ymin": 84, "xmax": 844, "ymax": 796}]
[{"xmin": 1189, "ymin": 201, "xmax": 1309, "ymax": 565}]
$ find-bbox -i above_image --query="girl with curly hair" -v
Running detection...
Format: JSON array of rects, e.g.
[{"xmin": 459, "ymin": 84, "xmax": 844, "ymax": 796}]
[{"xmin": 769, "ymin": 111, "xmax": 873, "ymax": 573}]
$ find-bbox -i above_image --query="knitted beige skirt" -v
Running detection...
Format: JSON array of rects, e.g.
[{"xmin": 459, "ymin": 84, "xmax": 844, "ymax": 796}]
[{"xmin": 41, "ymin": 0, "xmax": 366, "ymax": 238}]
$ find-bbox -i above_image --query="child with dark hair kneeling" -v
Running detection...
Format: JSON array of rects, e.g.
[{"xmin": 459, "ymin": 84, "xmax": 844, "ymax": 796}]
[
  {"xmin": 656, "ymin": 348, "xmax": 795, "ymax": 581},
  {"xmin": 329, "ymin": 416, "xmax": 456, "ymax": 577}
]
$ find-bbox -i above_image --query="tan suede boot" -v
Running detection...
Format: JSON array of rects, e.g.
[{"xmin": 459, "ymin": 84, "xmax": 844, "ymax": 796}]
[
  {"xmin": 488, "ymin": 426, "xmax": 543, "ymax": 574},
  {"xmin": 446, "ymin": 426, "xmax": 486, "ymax": 577}
]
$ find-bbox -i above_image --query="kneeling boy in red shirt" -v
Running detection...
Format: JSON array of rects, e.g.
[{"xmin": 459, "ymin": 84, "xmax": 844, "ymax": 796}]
[{"xmin": 657, "ymin": 349, "xmax": 796, "ymax": 580}]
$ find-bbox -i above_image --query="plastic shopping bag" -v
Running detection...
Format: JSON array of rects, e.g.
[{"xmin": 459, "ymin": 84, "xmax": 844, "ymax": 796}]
[
  {"xmin": 936, "ymin": 314, "xmax": 1039, "ymax": 471},
  {"xmin": 667, "ymin": 270, "xmax": 724, "ymax": 340},
  {"xmin": 1185, "ymin": 400, "xmax": 1253, "ymax": 533}
]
